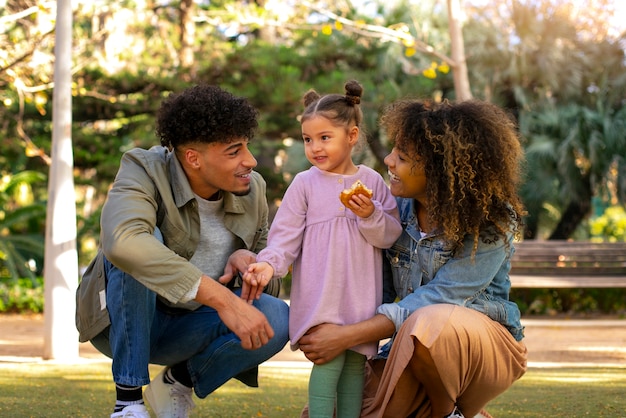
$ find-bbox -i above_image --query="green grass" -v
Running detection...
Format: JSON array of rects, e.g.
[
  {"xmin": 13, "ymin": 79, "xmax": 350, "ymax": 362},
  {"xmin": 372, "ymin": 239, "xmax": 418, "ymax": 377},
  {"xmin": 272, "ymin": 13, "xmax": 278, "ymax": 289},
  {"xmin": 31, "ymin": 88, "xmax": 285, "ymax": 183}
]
[
  {"xmin": 0, "ymin": 362, "xmax": 625, "ymax": 417},
  {"xmin": 486, "ymin": 368, "xmax": 626, "ymax": 417}
]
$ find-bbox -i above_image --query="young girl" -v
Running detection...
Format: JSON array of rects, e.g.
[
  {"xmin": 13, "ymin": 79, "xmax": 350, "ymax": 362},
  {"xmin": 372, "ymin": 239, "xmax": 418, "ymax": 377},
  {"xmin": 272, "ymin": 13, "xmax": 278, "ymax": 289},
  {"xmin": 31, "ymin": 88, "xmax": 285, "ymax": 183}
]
[{"xmin": 244, "ymin": 80, "xmax": 402, "ymax": 418}]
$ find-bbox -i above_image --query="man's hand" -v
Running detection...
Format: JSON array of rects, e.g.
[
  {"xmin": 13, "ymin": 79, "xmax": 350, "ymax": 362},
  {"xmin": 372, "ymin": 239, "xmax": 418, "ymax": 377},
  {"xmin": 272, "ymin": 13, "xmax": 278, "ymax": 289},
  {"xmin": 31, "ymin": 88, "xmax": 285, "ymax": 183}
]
[
  {"xmin": 218, "ymin": 249, "xmax": 257, "ymax": 286},
  {"xmin": 197, "ymin": 275, "xmax": 274, "ymax": 350},
  {"xmin": 218, "ymin": 295, "xmax": 274, "ymax": 350}
]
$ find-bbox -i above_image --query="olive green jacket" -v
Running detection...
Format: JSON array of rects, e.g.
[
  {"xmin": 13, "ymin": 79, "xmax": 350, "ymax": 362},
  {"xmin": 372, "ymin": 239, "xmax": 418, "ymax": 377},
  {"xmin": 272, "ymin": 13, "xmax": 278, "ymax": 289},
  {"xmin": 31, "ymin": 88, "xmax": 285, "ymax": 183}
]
[{"xmin": 76, "ymin": 146, "xmax": 274, "ymax": 342}]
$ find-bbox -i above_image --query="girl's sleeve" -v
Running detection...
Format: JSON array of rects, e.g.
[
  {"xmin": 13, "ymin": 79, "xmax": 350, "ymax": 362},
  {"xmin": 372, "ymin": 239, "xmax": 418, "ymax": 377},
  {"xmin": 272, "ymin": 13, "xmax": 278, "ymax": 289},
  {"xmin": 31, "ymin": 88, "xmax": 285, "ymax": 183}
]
[{"xmin": 256, "ymin": 176, "xmax": 308, "ymax": 278}]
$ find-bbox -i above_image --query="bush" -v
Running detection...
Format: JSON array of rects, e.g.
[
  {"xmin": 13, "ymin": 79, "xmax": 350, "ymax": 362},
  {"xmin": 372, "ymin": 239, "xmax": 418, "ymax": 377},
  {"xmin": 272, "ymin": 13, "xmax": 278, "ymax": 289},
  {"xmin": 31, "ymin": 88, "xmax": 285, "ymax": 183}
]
[
  {"xmin": 2, "ymin": 273, "xmax": 625, "ymax": 318},
  {"xmin": 0, "ymin": 277, "xmax": 44, "ymax": 313},
  {"xmin": 511, "ymin": 288, "xmax": 626, "ymax": 317},
  {"xmin": 589, "ymin": 205, "xmax": 626, "ymax": 242}
]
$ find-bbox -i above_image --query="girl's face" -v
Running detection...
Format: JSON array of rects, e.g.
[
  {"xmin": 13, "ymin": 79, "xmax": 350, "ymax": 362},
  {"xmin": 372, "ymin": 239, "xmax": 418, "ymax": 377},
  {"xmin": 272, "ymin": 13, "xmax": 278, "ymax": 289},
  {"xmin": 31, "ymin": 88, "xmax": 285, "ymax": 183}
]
[
  {"xmin": 384, "ymin": 147, "xmax": 427, "ymax": 203},
  {"xmin": 301, "ymin": 116, "xmax": 359, "ymax": 175}
]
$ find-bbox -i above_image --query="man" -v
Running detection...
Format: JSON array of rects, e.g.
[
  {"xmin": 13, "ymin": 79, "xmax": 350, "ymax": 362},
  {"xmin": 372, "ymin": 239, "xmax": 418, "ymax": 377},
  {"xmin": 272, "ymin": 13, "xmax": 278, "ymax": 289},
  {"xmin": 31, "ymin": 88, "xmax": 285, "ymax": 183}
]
[{"xmin": 75, "ymin": 85, "xmax": 289, "ymax": 418}]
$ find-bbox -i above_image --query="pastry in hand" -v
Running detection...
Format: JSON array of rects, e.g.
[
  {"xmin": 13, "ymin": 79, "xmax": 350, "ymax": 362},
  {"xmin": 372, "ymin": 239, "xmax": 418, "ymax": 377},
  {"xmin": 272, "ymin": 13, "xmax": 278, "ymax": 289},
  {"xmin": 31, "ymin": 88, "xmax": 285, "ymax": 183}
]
[{"xmin": 340, "ymin": 180, "xmax": 373, "ymax": 207}]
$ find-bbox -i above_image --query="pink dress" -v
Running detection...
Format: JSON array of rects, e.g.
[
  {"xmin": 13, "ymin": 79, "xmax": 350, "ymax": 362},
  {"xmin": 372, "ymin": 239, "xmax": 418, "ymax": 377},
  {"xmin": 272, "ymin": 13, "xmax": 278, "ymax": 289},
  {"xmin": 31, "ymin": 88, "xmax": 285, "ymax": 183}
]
[{"xmin": 257, "ymin": 166, "xmax": 402, "ymax": 356}]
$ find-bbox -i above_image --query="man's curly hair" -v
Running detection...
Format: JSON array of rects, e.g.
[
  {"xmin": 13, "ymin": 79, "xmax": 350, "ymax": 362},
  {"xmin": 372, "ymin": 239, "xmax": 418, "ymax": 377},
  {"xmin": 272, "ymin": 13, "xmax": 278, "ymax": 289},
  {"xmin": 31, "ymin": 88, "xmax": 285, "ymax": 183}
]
[
  {"xmin": 381, "ymin": 99, "xmax": 527, "ymax": 252},
  {"xmin": 155, "ymin": 84, "xmax": 258, "ymax": 149}
]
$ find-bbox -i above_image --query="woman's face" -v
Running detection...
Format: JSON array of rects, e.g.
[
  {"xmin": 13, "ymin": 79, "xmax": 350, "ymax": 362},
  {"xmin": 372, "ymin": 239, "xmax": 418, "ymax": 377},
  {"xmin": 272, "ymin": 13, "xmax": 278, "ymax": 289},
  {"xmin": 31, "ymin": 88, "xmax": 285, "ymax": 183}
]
[{"xmin": 384, "ymin": 147, "xmax": 427, "ymax": 202}]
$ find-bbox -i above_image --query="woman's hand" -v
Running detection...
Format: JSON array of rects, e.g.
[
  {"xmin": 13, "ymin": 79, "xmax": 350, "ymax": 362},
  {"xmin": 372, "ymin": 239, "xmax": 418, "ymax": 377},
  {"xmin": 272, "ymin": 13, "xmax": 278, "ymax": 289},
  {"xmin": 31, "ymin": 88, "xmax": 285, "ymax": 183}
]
[
  {"xmin": 298, "ymin": 323, "xmax": 351, "ymax": 364},
  {"xmin": 299, "ymin": 315, "xmax": 396, "ymax": 365}
]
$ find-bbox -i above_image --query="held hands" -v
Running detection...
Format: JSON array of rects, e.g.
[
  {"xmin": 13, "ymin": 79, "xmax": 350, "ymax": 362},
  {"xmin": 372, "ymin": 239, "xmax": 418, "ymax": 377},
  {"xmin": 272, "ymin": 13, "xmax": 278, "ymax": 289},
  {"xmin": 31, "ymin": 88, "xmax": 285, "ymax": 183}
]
[
  {"xmin": 218, "ymin": 249, "xmax": 256, "ymax": 286},
  {"xmin": 241, "ymin": 262, "xmax": 274, "ymax": 304},
  {"xmin": 218, "ymin": 249, "xmax": 262, "ymax": 303}
]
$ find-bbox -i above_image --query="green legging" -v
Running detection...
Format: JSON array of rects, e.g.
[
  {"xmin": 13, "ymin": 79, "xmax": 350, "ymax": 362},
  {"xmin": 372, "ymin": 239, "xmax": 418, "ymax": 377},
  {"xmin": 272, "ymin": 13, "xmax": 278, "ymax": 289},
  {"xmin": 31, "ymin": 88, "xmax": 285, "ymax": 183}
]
[{"xmin": 308, "ymin": 349, "xmax": 366, "ymax": 418}]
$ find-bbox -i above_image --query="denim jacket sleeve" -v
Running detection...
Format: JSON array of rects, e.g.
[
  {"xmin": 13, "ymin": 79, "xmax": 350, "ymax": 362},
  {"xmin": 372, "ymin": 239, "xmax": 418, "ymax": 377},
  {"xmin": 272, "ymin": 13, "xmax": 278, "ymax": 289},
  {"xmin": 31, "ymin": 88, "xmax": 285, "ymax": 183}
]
[{"xmin": 377, "ymin": 232, "xmax": 518, "ymax": 334}]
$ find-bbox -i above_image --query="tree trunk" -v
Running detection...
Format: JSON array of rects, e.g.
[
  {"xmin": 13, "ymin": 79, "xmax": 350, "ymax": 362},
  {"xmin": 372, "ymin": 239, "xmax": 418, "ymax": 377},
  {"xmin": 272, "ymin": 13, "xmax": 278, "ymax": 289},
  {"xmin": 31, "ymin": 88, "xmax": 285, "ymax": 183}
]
[
  {"xmin": 549, "ymin": 174, "xmax": 593, "ymax": 240},
  {"xmin": 179, "ymin": 0, "xmax": 195, "ymax": 77},
  {"xmin": 446, "ymin": 0, "xmax": 472, "ymax": 101},
  {"xmin": 44, "ymin": 0, "xmax": 79, "ymax": 361},
  {"xmin": 548, "ymin": 199, "xmax": 592, "ymax": 240}
]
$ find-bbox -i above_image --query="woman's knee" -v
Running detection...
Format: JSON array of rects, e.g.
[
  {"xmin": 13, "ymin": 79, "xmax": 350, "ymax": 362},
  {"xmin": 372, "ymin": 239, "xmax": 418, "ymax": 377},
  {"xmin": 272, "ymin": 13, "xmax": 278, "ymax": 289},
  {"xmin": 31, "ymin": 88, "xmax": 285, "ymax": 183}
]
[{"xmin": 410, "ymin": 339, "xmax": 436, "ymax": 377}]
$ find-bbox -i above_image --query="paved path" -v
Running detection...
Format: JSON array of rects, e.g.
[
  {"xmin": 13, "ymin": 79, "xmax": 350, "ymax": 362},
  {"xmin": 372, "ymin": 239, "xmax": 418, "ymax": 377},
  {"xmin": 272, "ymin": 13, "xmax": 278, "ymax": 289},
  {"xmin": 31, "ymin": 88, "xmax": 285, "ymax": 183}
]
[{"xmin": 1, "ymin": 314, "xmax": 625, "ymax": 368}]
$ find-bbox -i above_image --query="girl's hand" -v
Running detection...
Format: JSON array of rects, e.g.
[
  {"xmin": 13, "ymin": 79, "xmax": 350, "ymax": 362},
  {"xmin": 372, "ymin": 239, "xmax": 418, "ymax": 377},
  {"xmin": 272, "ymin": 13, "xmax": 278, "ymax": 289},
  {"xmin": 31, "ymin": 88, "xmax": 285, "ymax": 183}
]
[
  {"xmin": 241, "ymin": 262, "xmax": 274, "ymax": 303},
  {"xmin": 346, "ymin": 194, "xmax": 375, "ymax": 218}
]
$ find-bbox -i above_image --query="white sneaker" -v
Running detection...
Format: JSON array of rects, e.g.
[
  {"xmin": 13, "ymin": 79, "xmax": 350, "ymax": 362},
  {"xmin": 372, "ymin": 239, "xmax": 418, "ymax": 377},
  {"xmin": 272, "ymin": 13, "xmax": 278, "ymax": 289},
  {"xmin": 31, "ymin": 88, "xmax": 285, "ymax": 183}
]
[
  {"xmin": 144, "ymin": 368, "xmax": 195, "ymax": 418},
  {"xmin": 446, "ymin": 406, "xmax": 465, "ymax": 418},
  {"xmin": 110, "ymin": 404, "xmax": 150, "ymax": 418}
]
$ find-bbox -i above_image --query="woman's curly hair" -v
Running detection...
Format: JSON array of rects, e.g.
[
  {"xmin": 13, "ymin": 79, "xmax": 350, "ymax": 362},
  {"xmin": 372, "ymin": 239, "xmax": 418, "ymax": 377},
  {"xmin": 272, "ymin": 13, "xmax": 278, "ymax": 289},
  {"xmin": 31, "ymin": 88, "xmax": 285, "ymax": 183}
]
[
  {"xmin": 156, "ymin": 84, "xmax": 258, "ymax": 149},
  {"xmin": 381, "ymin": 99, "xmax": 527, "ymax": 252}
]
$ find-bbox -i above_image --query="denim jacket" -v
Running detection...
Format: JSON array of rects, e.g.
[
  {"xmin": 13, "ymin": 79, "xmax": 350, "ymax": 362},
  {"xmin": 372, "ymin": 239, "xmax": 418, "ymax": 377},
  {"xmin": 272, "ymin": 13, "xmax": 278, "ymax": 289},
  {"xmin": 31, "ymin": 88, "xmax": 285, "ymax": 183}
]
[{"xmin": 377, "ymin": 197, "xmax": 525, "ymax": 348}]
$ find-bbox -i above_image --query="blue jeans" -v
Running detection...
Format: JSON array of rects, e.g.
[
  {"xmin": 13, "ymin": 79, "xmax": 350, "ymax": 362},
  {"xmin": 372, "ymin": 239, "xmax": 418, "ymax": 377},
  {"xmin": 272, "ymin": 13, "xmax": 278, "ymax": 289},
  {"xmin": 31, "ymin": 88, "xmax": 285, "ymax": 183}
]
[{"xmin": 90, "ymin": 256, "xmax": 290, "ymax": 398}]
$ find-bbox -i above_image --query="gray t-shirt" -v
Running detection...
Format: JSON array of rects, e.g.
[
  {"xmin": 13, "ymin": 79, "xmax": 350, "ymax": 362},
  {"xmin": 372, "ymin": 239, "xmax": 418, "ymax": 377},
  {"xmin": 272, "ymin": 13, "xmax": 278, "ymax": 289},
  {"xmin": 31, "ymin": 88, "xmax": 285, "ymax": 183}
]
[{"xmin": 176, "ymin": 193, "xmax": 239, "ymax": 309}]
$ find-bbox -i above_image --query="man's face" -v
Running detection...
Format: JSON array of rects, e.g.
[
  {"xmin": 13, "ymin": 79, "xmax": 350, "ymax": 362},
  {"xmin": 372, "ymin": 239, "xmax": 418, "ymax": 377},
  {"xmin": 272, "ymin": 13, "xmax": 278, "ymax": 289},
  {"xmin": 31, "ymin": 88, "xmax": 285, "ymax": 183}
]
[{"xmin": 188, "ymin": 138, "xmax": 258, "ymax": 199}]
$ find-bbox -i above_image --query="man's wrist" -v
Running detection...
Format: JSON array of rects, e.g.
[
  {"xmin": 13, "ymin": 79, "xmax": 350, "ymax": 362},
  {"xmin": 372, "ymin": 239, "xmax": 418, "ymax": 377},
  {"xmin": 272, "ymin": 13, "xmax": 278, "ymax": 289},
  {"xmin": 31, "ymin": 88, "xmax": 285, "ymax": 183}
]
[{"xmin": 195, "ymin": 275, "xmax": 234, "ymax": 309}]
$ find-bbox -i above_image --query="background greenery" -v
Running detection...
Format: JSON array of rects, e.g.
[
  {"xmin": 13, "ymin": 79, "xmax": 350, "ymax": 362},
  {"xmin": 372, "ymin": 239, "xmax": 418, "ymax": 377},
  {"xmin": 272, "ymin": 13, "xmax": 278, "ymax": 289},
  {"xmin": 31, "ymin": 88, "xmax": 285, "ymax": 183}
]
[{"xmin": 1, "ymin": 0, "xmax": 625, "ymax": 314}]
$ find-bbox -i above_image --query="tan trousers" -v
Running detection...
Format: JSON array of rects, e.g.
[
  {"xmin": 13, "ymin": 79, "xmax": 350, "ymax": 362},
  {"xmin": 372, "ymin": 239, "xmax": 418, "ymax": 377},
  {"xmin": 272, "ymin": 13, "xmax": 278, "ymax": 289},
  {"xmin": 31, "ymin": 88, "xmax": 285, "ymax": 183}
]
[{"xmin": 360, "ymin": 304, "xmax": 528, "ymax": 418}]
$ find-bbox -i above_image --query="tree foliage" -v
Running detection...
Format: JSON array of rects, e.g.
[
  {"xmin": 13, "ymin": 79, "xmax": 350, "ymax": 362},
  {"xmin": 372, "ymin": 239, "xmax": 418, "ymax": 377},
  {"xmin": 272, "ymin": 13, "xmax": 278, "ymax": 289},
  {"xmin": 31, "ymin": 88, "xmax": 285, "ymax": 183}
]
[{"xmin": 0, "ymin": 0, "xmax": 625, "ymax": 286}]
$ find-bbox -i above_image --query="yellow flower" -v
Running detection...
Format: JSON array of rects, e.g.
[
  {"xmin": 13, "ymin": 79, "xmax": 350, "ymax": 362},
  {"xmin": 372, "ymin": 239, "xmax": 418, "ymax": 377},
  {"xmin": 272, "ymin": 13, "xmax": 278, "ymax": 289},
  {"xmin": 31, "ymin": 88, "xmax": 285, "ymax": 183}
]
[
  {"xmin": 334, "ymin": 21, "xmax": 343, "ymax": 31},
  {"xmin": 25, "ymin": 143, "xmax": 40, "ymax": 157},
  {"xmin": 34, "ymin": 92, "xmax": 47, "ymax": 116},
  {"xmin": 422, "ymin": 68, "xmax": 437, "ymax": 79},
  {"xmin": 438, "ymin": 62, "xmax": 450, "ymax": 74},
  {"xmin": 322, "ymin": 24, "xmax": 333, "ymax": 36},
  {"xmin": 402, "ymin": 38, "xmax": 415, "ymax": 47},
  {"xmin": 590, "ymin": 218, "xmax": 606, "ymax": 236},
  {"xmin": 405, "ymin": 47, "xmax": 416, "ymax": 57}
]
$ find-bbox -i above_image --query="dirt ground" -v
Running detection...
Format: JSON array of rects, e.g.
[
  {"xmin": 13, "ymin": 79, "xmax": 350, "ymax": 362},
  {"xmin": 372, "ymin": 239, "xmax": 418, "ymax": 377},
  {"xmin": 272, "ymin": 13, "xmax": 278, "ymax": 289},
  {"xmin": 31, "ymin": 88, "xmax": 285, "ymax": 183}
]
[{"xmin": 1, "ymin": 313, "xmax": 626, "ymax": 366}]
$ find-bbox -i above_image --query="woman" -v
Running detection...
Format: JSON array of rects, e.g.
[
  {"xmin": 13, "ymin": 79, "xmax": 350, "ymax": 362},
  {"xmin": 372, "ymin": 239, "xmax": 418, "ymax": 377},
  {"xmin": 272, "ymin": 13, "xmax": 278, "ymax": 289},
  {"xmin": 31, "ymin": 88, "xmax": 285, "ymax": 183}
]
[{"xmin": 299, "ymin": 99, "xmax": 528, "ymax": 418}]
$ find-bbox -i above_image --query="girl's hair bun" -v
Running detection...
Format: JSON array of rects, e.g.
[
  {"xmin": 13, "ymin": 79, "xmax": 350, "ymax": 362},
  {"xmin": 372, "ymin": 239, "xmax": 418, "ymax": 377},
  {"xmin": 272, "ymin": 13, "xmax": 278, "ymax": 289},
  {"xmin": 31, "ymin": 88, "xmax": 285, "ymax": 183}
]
[
  {"xmin": 303, "ymin": 89, "xmax": 321, "ymax": 107},
  {"xmin": 344, "ymin": 80, "xmax": 363, "ymax": 105}
]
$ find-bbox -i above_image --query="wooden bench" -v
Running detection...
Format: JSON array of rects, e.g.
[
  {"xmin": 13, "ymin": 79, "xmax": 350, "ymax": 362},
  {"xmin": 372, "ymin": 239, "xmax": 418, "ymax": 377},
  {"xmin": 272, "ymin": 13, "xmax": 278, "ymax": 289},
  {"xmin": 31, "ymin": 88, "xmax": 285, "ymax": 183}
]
[{"xmin": 509, "ymin": 240, "xmax": 626, "ymax": 288}]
